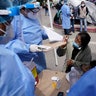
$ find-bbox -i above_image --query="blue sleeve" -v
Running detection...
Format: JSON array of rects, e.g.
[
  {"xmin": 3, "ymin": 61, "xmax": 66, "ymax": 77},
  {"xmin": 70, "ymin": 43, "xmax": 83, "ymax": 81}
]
[
  {"xmin": 11, "ymin": 16, "xmax": 24, "ymax": 41},
  {"xmin": 33, "ymin": 18, "xmax": 48, "ymax": 40},
  {"xmin": 67, "ymin": 6, "xmax": 71, "ymax": 16},
  {"xmin": 41, "ymin": 29, "xmax": 48, "ymax": 40},
  {"xmin": 0, "ymin": 47, "xmax": 35, "ymax": 96},
  {"xmin": 5, "ymin": 39, "xmax": 30, "ymax": 53}
]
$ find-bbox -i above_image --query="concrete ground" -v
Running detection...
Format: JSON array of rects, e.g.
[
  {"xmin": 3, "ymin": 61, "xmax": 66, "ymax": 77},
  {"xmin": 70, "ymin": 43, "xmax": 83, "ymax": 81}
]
[{"xmin": 40, "ymin": 8, "xmax": 96, "ymax": 72}]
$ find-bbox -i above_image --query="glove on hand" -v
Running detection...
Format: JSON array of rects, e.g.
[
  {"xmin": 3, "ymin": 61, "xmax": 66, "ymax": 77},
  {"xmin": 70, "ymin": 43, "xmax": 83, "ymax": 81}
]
[{"xmin": 30, "ymin": 44, "xmax": 42, "ymax": 52}]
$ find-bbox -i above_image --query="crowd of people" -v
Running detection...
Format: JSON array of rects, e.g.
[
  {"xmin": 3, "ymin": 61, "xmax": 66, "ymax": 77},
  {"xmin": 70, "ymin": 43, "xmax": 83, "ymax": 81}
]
[
  {"xmin": 53, "ymin": 0, "xmax": 89, "ymax": 35},
  {"xmin": 0, "ymin": 0, "xmax": 96, "ymax": 96},
  {"xmin": 56, "ymin": 1, "xmax": 96, "ymax": 96}
]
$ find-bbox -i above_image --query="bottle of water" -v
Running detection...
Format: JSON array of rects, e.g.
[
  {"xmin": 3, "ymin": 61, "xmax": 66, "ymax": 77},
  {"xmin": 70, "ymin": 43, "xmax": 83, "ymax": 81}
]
[
  {"xmin": 69, "ymin": 67, "xmax": 80, "ymax": 87},
  {"xmin": 56, "ymin": 79, "xmax": 61, "ymax": 89}
]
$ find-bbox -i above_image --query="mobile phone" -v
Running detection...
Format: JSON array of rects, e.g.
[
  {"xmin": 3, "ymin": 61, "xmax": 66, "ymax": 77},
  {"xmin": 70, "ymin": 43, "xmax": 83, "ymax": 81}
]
[
  {"xmin": 38, "ymin": 47, "xmax": 44, "ymax": 50},
  {"xmin": 57, "ymin": 92, "xmax": 64, "ymax": 96}
]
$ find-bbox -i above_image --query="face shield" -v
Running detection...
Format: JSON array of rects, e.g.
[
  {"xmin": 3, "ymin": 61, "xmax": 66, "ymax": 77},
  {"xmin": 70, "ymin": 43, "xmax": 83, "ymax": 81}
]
[
  {"xmin": 0, "ymin": 21, "xmax": 15, "ymax": 44},
  {"xmin": 12, "ymin": 0, "xmax": 37, "ymax": 6},
  {"xmin": 25, "ymin": 7, "xmax": 40, "ymax": 19},
  {"xmin": 29, "ymin": 8, "xmax": 40, "ymax": 13},
  {"xmin": 12, "ymin": 0, "xmax": 33, "ymax": 6},
  {"xmin": 20, "ymin": 2, "xmax": 42, "ymax": 23},
  {"xmin": 0, "ymin": 17, "xmax": 14, "ymax": 44},
  {"xmin": 0, "ymin": 0, "xmax": 12, "ymax": 35},
  {"xmin": 0, "ymin": 0, "xmax": 15, "ymax": 43}
]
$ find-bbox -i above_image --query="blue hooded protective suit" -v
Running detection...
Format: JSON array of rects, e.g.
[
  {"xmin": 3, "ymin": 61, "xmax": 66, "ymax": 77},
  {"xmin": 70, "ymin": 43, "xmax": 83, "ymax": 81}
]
[
  {"xmin": 12, "ymin": 13, "xmax": 48, "ymax": 73},
  {"xmin": 20, "ymin": 14, "xmax": 48, "ymax": 45},
  {"xmin": 0, "ymin": 46, "xmax": 35, "ymax": 96},
  {"xmin": 61, "ymin": 4, "xmax": 71, "ymax": 29},
  {"xmin": 21, "ymin": 14, "xmax": 48, "ymax": 73},
  {"xmin": 0, "ymin": 0, "xmax": 35, "ymax": 95},
  {"xmin": 67, "ymin": 67, "xmax": 96, "ymax": 96}
]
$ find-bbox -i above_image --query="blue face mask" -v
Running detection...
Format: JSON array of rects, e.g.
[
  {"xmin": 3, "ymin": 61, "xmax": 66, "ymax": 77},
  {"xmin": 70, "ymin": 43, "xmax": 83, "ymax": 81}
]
[{"xmin": 73, "ymin": 42, "xmax": 80, "ymax": 49}]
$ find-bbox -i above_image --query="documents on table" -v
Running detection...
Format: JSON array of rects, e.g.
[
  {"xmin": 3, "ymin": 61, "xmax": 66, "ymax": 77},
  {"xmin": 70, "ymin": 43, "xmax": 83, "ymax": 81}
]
[
  {"xmin": 41, "ymin": 26, "xmax": 66, "ymax": 51},
  {"xmin": 43, "ymin": 26, "xmax": 63, "ymax": 42},
  {"xmin": 40, "ymin": 41, "xmax": 66, "ymax": 52},
  {"xmin": 37, "ymin": 41, "xmax": 66, "ymax": 52}
]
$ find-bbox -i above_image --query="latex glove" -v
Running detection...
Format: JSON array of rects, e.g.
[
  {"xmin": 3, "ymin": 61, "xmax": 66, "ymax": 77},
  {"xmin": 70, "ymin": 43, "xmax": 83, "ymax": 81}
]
[{"xmin": 30, "ymin": 44, "xmax": 42, "ymax": 52}]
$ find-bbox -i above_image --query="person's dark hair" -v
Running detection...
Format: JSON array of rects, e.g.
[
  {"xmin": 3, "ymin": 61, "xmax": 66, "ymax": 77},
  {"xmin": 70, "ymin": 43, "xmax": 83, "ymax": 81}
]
[
  {"xmin": 78, "ymin": 32, "xmax": 91, "ymax": 49},
  {"xmin": 90, "ymin": 60, "xmax": 96, "ymax": 68}
]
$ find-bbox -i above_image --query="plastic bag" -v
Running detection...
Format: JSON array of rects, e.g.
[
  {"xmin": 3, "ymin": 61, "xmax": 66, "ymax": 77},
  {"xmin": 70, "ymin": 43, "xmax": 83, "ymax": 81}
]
[{"xmin": 56, "ymin": 47, "xmax": 65, "ymax": 57}]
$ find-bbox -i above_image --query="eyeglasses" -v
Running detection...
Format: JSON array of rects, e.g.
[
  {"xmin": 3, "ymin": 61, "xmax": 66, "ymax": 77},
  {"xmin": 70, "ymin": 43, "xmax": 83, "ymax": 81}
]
[{"xmin": 28, "ymin": 8, "xmax": 40, "ymax": 13}]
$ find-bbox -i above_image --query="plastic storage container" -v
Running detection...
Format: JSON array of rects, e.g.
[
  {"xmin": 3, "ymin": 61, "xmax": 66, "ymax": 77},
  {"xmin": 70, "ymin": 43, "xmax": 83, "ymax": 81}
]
[
  {"xmin": 51, "ymin": 76, "xmax": 61, "ymax": 89},
  {"xmin": 69, "ymin": 67, "xmax": 80, "ymax": 87}
]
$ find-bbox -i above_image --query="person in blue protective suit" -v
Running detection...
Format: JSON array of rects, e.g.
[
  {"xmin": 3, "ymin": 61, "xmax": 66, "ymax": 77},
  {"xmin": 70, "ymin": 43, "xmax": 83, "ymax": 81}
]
[
  {"xmin": 12, "ymin": 2, "xmax": 48, "ymax": 73},
  {"xmin": 0, "ymin": 1, "xmax": 42, "ymax": 53},
  {"xmin": 0, "ymin": 0, "xmax": 35, "ymax": 96},
  {"xmin": 67, "ymin": 60, "xmax": 96, "ymax": 96},
  {"xmin": 0, "ymin": 47, "xmax": 36, "ymax": 96},
  {"xmin": 0, "ymin": 2, "xmax": 43, "ymax": 53},
  {"xmin": 61, "ymin": 2, "xmax": 71, "ymax": 35}
]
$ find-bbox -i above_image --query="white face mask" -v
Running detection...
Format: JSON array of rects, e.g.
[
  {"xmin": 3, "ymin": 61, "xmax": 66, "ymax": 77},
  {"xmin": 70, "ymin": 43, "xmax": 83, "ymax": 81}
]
[
  {"xmin": 27, "ymin": 11, "xmax": 37, "ymax": 20},
  {"xmin": 81, "ymin": 4, "xmax": 85, "ymax": 7}
]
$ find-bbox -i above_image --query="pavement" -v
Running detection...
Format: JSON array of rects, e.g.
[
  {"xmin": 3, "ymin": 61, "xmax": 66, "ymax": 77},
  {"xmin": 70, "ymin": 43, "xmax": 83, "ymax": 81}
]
[
  {"xmin": 53, "ymin": 23, "xmax": 96, "ymax": 33},
  {"xmin": 40, "ymin": 8, "xmax": 96, "ymax": 72}
]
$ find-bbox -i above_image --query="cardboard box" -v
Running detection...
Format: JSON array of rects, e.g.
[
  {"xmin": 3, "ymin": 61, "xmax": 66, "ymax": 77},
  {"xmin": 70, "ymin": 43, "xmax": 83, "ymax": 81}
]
[{"xmin": 35, "ymin": 70, "xmax": 69, "ymax": 96}]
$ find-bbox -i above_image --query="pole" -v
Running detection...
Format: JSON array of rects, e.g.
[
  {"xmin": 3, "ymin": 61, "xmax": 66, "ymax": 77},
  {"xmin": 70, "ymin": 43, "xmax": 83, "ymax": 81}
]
[
  {"xmin": 47, "ymin": 0, "xmax": 58, "ymax": 66},
  {"xmin": 47, "ymin": 0, "xmax": 53, "ymax": 29}
]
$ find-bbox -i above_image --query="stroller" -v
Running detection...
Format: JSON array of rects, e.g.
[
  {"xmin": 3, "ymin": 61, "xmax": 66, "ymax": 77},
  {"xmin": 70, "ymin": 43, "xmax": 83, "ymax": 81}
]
[
  {"xmin": 54, "ymin": 10, "xmax": 62, "ymax": 24},
  {"xmin": 54, "ymin": 2, "xmax": 63, "ymax": 24}
]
